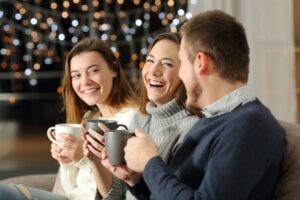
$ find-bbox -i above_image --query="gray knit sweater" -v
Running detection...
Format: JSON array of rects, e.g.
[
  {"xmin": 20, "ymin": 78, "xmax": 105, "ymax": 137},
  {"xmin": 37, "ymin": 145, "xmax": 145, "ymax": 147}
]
[{"xmin": 103, "ymin": 99, "xmax": 199, "ymax": 200}]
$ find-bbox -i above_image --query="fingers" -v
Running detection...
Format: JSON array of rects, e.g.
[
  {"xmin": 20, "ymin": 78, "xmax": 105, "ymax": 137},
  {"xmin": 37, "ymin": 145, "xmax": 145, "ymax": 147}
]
[
  {"xmin": 98, "ymin": 123, "xmax": 109, "ymax": 132},
  {"xmin": 88, "ymin": 129, "xmax": 105, "ymax": 144},
  {"xmin": 134, "ymin": 129, "xmax": 147, "ymax": 138},
  {"xmin": 87, "ymin": 134, "xmax": 105, "ymax": 150},
  {"xmin": 87, "ymin": 143, "xmax": 102, "ymax": 158}
]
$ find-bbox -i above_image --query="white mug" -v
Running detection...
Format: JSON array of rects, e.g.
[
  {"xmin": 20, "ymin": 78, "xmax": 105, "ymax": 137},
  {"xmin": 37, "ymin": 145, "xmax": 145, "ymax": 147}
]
[{"xmin": 47, "ymin": 123, "xmax": 82, "ymax": 144}]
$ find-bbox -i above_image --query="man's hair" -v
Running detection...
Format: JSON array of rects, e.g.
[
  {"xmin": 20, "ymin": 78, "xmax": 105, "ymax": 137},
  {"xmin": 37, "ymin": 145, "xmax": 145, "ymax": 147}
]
[{"xmin": 181, "ymin": 10, "xmax": 250, "ymax": 82}]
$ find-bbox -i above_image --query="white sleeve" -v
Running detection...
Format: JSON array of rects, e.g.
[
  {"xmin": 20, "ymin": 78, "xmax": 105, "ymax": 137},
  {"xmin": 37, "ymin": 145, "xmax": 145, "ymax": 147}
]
[{"xmin": 59, "ymin": 162, "xmax": 79, "ymax": 195}]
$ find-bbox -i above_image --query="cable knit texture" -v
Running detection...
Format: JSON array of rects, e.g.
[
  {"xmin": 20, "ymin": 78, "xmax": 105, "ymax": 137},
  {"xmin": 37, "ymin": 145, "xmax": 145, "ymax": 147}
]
[
  {"xmin": 57, "ymin": 107, "xmax": 142, "ymax": 200},
  {"xmin": 124, "ymin": 99, "xmax": 199, "ymax": 200}
]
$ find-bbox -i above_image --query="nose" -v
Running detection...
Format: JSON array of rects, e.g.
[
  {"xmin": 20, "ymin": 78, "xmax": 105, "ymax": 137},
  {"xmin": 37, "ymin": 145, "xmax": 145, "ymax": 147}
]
[
  {"xmin": 149, "ymin": 62, "xmax": 162, "ymax": 77},
  {"xmin": 81, "ymin": 73, "xmax": 92, "ymax": 85}
]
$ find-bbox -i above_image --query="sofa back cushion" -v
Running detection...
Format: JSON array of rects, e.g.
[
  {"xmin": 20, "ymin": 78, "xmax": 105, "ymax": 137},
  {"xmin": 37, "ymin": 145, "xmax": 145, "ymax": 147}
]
[{"xmin": 273, "ymin": 121, "xmax": 300, "ymax": 200}]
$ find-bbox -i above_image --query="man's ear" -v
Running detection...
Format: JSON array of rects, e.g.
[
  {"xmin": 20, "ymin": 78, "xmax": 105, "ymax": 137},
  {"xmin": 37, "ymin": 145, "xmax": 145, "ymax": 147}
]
[{"xmin": 194, "ymin": 52, "xmax": 209, "ymax": 75}]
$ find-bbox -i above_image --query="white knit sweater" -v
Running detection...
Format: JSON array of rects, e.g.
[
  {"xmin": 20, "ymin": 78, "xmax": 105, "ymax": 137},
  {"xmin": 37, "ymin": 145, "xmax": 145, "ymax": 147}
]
[{"xmin": 58, "ymin": 107, "xmax": 141, "ymax": 200}]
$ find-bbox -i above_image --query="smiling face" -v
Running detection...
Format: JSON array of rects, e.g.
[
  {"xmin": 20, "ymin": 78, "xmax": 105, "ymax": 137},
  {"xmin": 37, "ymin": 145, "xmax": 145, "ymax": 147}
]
[
  {"xmin": 142, "ymin": 39, "xmax": 182, "ymax": 106},
  {"xmin": 70, "ymin": 51, "xmax": 116, "ymax": 107},
  {"xmin": 178, "ymin": 37, "xmax": 202, "ymax": 109}
]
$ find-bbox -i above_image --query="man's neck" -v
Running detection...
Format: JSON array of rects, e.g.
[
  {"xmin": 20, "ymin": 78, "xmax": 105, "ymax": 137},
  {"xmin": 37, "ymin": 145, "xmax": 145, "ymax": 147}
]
[{"xmin": 199, "ymin": 77, "xmax": 245, "ymax": 108}]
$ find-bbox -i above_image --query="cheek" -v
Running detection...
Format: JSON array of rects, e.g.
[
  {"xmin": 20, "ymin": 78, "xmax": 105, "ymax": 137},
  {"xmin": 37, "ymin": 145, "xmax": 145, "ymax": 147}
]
[{"xmin": 71, "ymin": 80, "xmax": 78, "ymax": 91}]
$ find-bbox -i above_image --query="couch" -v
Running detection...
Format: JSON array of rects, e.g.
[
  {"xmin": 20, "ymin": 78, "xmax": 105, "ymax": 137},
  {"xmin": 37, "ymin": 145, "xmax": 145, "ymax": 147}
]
[{"xmin": 1, "ymin": 121, "xmax": 300, "ymax": 199}]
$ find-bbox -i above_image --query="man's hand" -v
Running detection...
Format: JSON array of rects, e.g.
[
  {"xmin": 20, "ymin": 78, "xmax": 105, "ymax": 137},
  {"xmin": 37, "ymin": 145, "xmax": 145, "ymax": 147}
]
[
  {"xmin": 101, "ymin": 148, "xmax": 142, "ymax": 186},
  {"xmin": 124, "ymin": 129, "xmax": 159, "ymax": 173}
]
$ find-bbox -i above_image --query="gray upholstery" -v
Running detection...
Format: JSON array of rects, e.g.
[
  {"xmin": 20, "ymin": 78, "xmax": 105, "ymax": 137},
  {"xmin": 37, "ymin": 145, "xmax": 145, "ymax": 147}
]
[
  {"xmin": 0, "ymin": 174, "xmax": 56, "ymax": 192},
  {"xmin": 0, "ymin": 121, "xmax": 299, "ymax": 199},
  {"xmin": 274, "ymin": 121, "xmax": 300, "ymax": 200}
]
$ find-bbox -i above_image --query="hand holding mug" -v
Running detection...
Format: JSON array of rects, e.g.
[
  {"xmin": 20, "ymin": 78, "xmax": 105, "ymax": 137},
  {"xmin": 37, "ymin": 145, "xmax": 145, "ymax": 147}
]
[
  {"xmin": 101, "ymin": 148, "xmax": 142, "ymax": 186},
  {"xmin": 124, "ymin": 129, "xmax": 159, "ymax": 173},
  {"xmin": 47, "ymin": 123, "xmax": 83, "ymax": 162}
]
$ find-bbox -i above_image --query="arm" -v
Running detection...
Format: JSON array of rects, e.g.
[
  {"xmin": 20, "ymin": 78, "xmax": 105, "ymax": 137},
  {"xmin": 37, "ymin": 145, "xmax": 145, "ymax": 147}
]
[
  {"xmin": 83, "ymin": 126, "xmax": 126, "ymax": 199},
  {"xmin": 127, "ymin": 118, "xmax": 284, "ymax": 199}
]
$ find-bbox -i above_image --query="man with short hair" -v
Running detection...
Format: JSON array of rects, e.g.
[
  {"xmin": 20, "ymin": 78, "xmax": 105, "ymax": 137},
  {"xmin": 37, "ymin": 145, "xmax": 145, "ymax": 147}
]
[{"xmin": 115, "ymin": 10, "xmax": 285, "ymax": 200}]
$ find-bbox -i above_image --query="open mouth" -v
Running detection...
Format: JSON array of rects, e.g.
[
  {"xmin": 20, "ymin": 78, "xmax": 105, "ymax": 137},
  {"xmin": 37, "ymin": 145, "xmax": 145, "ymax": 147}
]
[
  {"xmin": 149, "ymin": 80, "xmax": 165, "ymax": 88},
  {"xmin": 82, "ymin": 88, "xmax": 98, "ymax": 94}
]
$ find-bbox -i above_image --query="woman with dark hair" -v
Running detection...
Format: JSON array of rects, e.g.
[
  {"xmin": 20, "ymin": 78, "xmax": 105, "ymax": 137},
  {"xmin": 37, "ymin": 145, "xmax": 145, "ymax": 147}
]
[{"xmin": 85, "ymin": 32, "xmax": 200, "ymax": 199}]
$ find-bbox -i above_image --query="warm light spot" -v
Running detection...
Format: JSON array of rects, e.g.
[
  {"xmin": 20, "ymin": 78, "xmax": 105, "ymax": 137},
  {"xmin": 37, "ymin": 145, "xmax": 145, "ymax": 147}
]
[
  {"xmin": 170, "ymin": 27, "xmax": 177, "ymax": 33},
  {"xmin": 94, "ymin": 12, "xmax": 101, "ymax": 19},
  {"xmin": 22, "ymin": 20, "xmax": 29, "ymax": 26},
  {"xmin": 6, "ymin": 49, "xmax": 12, "ymax": 56},
  {"xmin": 14, "ymin": 72, "xmax": 22, "ymax": 78},
  {"xmin": 62, "ymin": 11, "xmax": 69, "ymax": 18},
  {"xmin": 47, "ymin": 50, "xmax": 53, "ymax": 57},
  {"xmin": 167, "ymin": 13, "xmax": 174, "ymax": 20},
  {"xmin": 57, "ymin": 86, "xmax": 63, "ymax": 94},
  {"xmin": 118, "ymin": 11, "xmax": 126, "ymax": 18},
  {"xmin": 12, "ymin": 63, "xmax": 19, "ymax": 69},
  {"xmin": 46, "ymin": 17, "xmax": 54, "ymax": 25},
  {"xmin": 167, "ymin": 0, "xmax": 174, "ymax": 7},
  {"xmin": 1, "ymin": 62, "xmax": 7, "ymax": 69},
  {"xmin": 35, "ymin": 13, "xmax": 42, "ymax": 20},
  {"xmin": 40, "ymin": 23, "xmax": 48, "ymax": 30},
  {"xmin": 15, "ymin": 3, "xmax": 22, "ymax": 10},
  {"xmin": 73, "ymin": 0, "xmax": 79, "ymax": 3},
  {"xmin": 63, "ymin": 1, "xmax": 70, "ymax": 8},
  {"xmin": 161, "ymin": 19, "xmax": 168, "ymax": 25},
  {"xmin": 117, "ymin": 0, "xmax": 124, "ymax": 4},
  {"xmin": 143, "ymin": 2, "xmax": 150, "ymax": 9},
  {"xmin": 34, "ymin": 63, "xmax": 41, "ymax": 70},
  {"xmin": 151, "ymin": 6, "xmax": 158, "ymax": 12},
  {"xmin": 81, "ymin": 4, "xmax": 88, "ymax": 11},
  {"xmin": 110, "ymin": 34, "xmax": 117, "ymax": 41},
  {"xmin": 154, "ymin": 0, "xmax": 161, "ymax": 6},
  {"xmin": 9, "ymin": 96, "xmax": 16, "ymax": 104},
  {"xmin": 131, "ymin": 54, "xmax": 138, "ymax": 61},
  {"xmin": 92, "ymin": 0, "xmax": 99, "ymax": 7},
  {"xmin": 50, "ymin": 2, "xmax": 57, "ymax": 9},
  {"xmin": 139, "ymin": 62, "xmax": 145, "ymax": 69},
  {"xmin": 133, "ymin": 0, "xmax": 140, "ymax": 5},
  {"xmin": 20, "ymin": 8, "xmax": 26, "ymax": 14},
  {"xmin": 91, "ymin": 21, "xmax": 98, "ymax": 28}
]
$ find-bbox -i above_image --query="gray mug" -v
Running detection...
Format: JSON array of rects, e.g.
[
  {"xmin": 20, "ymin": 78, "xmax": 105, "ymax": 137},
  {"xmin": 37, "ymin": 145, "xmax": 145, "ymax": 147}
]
[
  {"xmin": 85, "ymin": 119, "xmax": 128, "ymax": 136},
  {"xmin": 104, "ymin": 130, "xmax": 134, "ymax": 165}
]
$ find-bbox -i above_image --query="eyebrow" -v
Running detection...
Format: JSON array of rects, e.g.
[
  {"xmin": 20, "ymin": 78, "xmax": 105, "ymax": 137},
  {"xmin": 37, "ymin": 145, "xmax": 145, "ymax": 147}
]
[
  {"xmin": 147, "ymin": 54, "xmax": 177, "ymax": 64},
  {"xmin": 70, "ymin": 64, "xmax": 99, "ymax": 73}
]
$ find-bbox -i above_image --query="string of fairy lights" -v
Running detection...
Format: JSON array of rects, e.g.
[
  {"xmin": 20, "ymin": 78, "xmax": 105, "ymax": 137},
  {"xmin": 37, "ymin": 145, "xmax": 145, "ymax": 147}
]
[{"xmin": 0, "ymin": 0, "xmax": 191, "ymax": 104}]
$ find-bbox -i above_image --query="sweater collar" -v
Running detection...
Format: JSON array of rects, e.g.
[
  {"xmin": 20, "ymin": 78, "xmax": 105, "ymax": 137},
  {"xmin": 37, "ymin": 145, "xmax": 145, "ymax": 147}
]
[
  {"xmin": 146, "ymin": 99, "xmax": 192, "ymax": 126},
  {"xmin": 202, "ymin": 85, "xmax": 256, "ymax": 118}
]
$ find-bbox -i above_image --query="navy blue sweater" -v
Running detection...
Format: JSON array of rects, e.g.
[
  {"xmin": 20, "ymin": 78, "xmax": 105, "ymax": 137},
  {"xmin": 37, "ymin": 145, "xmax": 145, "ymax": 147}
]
[{"xmin": 129, "ymin": 100, "xmax": 285, "ymax": 200}]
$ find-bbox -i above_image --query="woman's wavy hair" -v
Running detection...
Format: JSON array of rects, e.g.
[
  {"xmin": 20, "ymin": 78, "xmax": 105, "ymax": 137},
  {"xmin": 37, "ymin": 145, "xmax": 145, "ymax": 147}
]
[{"xmin": 61, "ymin": 38, "xmax": 137, "ymax": 123}]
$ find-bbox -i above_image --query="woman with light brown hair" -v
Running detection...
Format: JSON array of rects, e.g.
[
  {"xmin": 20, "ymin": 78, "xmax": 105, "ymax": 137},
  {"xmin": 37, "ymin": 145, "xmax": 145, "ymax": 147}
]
[{"xmin": 0, "ymin": 37, "xmax": 142, "ymax": 200}]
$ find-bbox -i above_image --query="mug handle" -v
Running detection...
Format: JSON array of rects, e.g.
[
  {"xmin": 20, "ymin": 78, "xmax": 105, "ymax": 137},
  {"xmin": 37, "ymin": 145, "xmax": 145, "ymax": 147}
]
[
  {"xmin": 47, "ymin": 127, "xmax": 57, "ymax": 143},
  {"xmin": 116, "ymin": 124, "xmax": 128, "ymax": 130}
]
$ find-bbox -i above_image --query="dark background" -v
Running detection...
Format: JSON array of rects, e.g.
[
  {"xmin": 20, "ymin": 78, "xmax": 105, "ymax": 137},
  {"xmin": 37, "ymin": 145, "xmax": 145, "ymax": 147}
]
[{"xmin": 0, "ymin": 0, "xmax": 189, "ymax": 178}]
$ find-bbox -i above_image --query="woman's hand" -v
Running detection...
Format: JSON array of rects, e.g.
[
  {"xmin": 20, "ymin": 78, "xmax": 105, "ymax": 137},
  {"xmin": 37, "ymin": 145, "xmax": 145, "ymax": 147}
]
[
  {"xmin": 58, "ymin": 133, "xmax": 83, "ymax": 162},
  {"xmin": 50, "ymin": 142, "xmax": 72, "ymax": 164},
  {"xmin": 83, "ymin": 123, "xmax": 107, "ymax": 163}
]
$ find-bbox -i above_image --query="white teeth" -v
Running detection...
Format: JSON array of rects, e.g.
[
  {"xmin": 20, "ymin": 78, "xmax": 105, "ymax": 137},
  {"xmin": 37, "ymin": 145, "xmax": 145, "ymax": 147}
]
[
  {"xmin": 83, "ymin": 88, "xmax": 97, "ymax": 94},
  {"xmin": 149, "ymin": 80, "xmax": 164, "ymax": 86}
]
